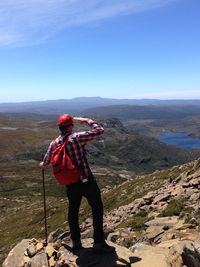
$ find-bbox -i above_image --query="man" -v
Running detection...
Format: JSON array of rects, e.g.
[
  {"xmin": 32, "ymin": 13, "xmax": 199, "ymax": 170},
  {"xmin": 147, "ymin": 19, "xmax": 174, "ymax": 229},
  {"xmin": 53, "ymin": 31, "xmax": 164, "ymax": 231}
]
[{"xmin": 40, "ymin": 114, "xmax": 114, "ymax": 253}]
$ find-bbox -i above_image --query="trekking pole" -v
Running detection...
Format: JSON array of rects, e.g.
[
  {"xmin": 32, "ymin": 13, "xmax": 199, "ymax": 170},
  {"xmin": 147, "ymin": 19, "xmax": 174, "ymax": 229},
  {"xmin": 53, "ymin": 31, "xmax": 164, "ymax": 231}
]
[{"xmin": 41, "ymin": 154, "xmax": 48, "ymax": 246}]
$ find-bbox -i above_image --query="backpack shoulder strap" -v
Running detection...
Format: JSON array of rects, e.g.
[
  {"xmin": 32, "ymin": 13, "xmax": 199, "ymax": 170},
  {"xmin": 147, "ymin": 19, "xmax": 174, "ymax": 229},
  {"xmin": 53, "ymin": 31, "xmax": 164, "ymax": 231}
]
[
  {"xmin": 53, "ymin": 134, "xmax": 72, "ymax": 151},
  {"xmin": 63, "ymin": 134, "xmax": 72, "ymax": 145},
  {"xmin": 52, "ymin": 140, "xmax": 57, "ymax": 149}
]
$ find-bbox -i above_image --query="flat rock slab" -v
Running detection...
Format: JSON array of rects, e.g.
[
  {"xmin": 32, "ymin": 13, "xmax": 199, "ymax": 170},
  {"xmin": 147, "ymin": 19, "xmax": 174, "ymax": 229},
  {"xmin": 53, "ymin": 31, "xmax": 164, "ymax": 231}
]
[
  {"xmin": 146, "ymin": 226, "xmax": 165, "ymax": 240},
  {"xmin": 3, "ymin": 239, "xmax": 30, "ymax": 267},
  {"xmin": 157, "ymin": 239, "xmax": 181, "ymax": 249},
  {"xmin": 132, "ymin": 244, "xmax": 170, "ymax": 267},
  {"xmin": 153, "ymin": 193, "xmax": 171, "ymax": 204},
  {"xmin": 145, "ymin": 216, "xmax": 181, "ymax": 228}
]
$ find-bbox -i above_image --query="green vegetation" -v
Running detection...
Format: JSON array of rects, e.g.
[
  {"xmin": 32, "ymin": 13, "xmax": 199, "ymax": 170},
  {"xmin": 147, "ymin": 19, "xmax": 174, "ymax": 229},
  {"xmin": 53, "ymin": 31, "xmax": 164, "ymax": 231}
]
[
  {"xmin": 184, "ymin": 208, "xmax": 200, "ymax": 225},
  {"xmin": 117, "ymin": 214, "xmax": 147, "ymax": 232},
  {"xmin": 158, "ymin": 199, "xmax": 194, "ymax": 217},
  {"xmin": 116, "ymin": 211, "xmax": 153, "ymax": 234},
  {"xmin": 188, "ymin": 158, "xmax": 200, "ymax": 175}
]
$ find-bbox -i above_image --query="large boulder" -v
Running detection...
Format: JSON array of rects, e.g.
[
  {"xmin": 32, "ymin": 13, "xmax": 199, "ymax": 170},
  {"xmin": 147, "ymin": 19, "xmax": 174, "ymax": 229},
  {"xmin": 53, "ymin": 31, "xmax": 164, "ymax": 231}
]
[
  {"xmin": 26, "ymin": 252, "xmax": 49, "ymax": 267},
  {"xmin": 3, "ymin": 239, "xmax": 30, "ymax": 267},
  {"xmin": 168, "ymin": 241, "xmax": 193, "ymax": 267},
  {"xmin": 182, "ymin": 243, "xmax": 200, "ymax": 267}
]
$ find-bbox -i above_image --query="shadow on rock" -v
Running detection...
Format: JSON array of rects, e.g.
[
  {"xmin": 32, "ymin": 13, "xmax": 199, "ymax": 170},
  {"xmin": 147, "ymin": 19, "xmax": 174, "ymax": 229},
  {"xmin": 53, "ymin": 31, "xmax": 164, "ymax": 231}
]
[{"xmin": 73, "ymin": 247, "xmax": 141, "ymax": 267}]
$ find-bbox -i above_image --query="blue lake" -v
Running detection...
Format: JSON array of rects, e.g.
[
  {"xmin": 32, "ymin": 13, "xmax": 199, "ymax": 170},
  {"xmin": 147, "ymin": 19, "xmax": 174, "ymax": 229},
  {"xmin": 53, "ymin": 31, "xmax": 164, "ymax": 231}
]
[{"xmin": 158, "ymin": 132, "xmax": 200, "ymax": 150}]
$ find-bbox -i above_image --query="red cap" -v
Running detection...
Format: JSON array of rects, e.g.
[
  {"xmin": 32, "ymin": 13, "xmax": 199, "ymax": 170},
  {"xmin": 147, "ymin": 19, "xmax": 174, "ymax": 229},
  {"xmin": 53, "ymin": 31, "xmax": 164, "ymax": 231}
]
[{"xmin": 57, "ymin": 114, "xmax": 73, "ymax": 126}]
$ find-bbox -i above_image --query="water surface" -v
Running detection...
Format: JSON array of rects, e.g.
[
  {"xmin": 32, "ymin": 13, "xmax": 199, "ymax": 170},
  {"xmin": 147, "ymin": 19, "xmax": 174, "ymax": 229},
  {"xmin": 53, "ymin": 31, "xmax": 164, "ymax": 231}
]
[{"xmin": 158, "ymin": 132, "xmax": 200, "ymax": 150}]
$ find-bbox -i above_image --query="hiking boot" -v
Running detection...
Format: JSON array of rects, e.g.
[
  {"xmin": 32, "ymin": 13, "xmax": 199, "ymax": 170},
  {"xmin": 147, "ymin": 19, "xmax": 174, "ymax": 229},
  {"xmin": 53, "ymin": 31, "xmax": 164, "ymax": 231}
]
[
  {"xmin": 93, "ymin": 241, "xmax": 115, "ymax": 253},
  {"xmin": 72, "ymin": 240, "xmax": 82, "ymax": 251}
]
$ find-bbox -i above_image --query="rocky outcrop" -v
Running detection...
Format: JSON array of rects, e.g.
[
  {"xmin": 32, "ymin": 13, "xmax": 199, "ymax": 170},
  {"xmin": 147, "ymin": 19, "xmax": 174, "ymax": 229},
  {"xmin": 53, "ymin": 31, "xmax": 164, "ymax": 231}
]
[
  {"xmin": 80, "ymin": 163, "xmax": 200, "ymax": 236},
  {"xmin": 76, "ymin": 162, "xmax": 200, "ymax": 266},
  {"xmin": 4, "ymin": 223, "xmax": 200, "ymax": 267},
  {"xmin": 3, "ymin": 231, "xmax": 139, "ymax": 267}
]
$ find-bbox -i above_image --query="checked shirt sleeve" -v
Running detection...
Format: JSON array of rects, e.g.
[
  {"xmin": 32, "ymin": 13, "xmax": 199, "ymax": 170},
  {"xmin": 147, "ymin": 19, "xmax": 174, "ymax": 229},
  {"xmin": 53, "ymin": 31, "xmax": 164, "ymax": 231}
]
[
  {"xmin": 43, "ymin": 141, "xmax": 54, "ymax": 166},
  {"xmin": 75, "ymin": 119, "xmax": 104, "ymax": 145}
]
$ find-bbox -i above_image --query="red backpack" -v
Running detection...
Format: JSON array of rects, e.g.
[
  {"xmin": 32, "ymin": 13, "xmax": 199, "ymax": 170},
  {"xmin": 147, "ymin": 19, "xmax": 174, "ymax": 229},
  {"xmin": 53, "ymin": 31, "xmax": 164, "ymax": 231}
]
[{"xmin": 51, "ymin": 136, "xmax": 82, "ymax": 185}]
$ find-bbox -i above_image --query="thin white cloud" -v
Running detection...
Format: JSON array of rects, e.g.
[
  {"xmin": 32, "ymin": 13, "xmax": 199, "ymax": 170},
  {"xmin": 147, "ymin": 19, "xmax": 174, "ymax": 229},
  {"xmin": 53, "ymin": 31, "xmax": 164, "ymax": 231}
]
[{"xmin": 0, "ymin": 0, "xmax": 176, "ymax": 47}]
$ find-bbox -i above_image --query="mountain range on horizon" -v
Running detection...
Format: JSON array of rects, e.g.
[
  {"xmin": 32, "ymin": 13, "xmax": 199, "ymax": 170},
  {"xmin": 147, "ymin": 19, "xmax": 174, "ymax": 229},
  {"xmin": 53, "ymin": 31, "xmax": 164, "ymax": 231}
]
[{"xmin": 0, "ymin": 97, "xmax": 200, "ymax": 116}]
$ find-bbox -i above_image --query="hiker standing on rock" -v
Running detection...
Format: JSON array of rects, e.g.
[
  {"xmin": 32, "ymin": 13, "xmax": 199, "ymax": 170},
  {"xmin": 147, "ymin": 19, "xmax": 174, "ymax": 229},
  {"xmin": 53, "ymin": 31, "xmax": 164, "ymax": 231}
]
[{"xmin": 40, "ymin": 115, "xmax": 114, "ymax": 252}]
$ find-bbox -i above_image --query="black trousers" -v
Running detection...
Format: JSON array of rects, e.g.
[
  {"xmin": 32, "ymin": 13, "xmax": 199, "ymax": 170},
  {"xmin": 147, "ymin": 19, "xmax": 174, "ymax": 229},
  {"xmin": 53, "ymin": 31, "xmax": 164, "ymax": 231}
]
[{"xmin": 66, "ymin": 177, "xmax": 104, "ymax": 244}]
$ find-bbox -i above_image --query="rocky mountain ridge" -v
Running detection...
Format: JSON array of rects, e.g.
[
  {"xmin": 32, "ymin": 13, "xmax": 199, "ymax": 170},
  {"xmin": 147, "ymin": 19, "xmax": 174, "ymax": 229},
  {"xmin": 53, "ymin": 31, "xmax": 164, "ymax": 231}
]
[{"xmin": 3, "ymin": 158, "xmax": 200, "ymax": 266}]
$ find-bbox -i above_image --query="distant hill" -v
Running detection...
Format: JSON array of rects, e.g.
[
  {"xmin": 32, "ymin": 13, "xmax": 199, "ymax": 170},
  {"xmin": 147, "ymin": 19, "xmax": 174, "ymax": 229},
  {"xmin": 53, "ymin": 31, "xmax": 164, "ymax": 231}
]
[
  {"xmin": 0, "ymin": 97, "xmax": 200, "ymax": 115},
  {"xmin": 80, "ymin": 104, "xmax": 200, "ymax": 121}
]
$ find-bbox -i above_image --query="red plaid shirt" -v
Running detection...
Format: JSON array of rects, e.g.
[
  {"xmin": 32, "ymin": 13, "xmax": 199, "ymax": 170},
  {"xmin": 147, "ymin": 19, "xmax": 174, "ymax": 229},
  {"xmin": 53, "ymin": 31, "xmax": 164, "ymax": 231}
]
[{"xmin": 43, "ymin": 119, "xmax": 104, "ymax": 182}]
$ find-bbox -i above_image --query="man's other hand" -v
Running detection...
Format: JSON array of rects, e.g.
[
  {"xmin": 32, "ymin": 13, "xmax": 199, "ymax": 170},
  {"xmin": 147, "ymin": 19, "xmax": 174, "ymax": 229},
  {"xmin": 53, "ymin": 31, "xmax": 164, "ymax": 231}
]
[{"xmin": 40, "ymin": 162, "xmax": 44, "ymax": 169}]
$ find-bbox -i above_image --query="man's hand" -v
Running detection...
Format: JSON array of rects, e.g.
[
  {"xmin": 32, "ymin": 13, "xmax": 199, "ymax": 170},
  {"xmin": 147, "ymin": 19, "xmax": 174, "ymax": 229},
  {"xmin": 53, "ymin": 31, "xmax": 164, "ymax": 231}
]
[
  {"xmin": 40, "ymin": 162, "xmax": 44, "ymax": 169},
  {"xmin": 73, "ymin": 117, "xmax": 89, "ymax": 124}
]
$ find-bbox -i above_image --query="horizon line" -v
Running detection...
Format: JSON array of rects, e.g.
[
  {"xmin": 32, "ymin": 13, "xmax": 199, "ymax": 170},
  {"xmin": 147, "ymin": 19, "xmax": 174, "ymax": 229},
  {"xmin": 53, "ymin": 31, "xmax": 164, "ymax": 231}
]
[{"xmin": 1, "ymin": 97, "xmax": 200, "ymax": 105}]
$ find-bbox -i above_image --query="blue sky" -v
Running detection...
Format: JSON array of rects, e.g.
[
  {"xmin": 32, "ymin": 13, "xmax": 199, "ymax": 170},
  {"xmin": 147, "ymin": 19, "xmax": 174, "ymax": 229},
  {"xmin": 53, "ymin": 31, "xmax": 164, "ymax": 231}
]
[{"xmin": 0, "ymin": 0, "xmax": 199, "ymax": 102}]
